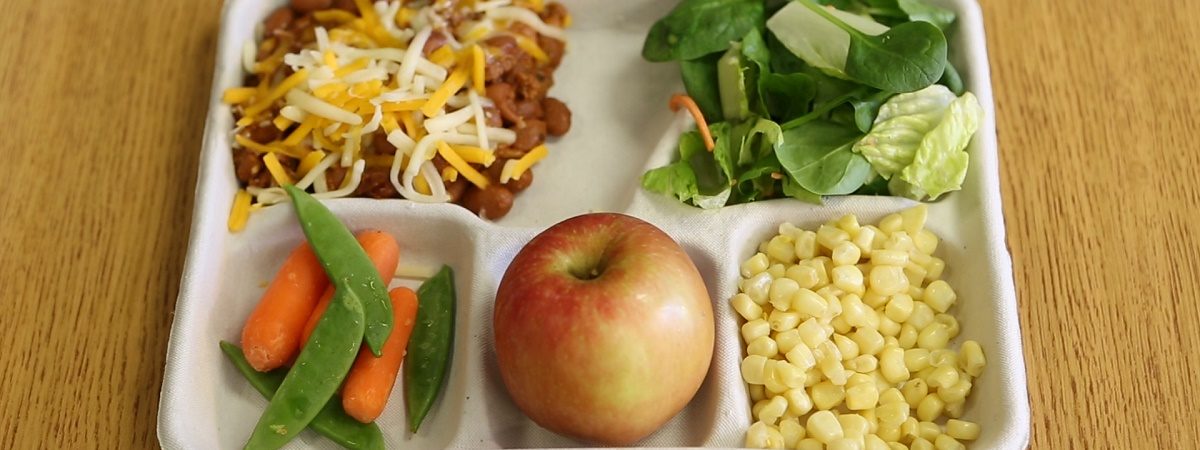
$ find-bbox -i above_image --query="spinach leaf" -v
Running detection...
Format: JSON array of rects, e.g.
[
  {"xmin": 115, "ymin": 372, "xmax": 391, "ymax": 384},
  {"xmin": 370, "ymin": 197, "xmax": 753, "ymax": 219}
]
[
  {"xmin": 642, "ymin": 0, "xmax": 765, "ymax": 62},
  {"xmin": 736, "ymin": 153, "xmax": 783, "ymax": 202},
  {"xmin": 761, "ymin": 73, "xmax": 817, "ymax": 120},
  {"xmin": 776, "ymin": 120, "xmax": 872, "ymax": 195},
  {"xmin": 939, "ymin": 60, "xmax": 964, "ymax": 95},
  {"xmin": 717, "ymin": 45, "xmax": 752, "ymax": 121},
  {"xmin": 709, "ymin": 121, "xmax": 739, "ymax": 183},
  {"xmin": 850, "ymin": 90, "xmax": 893, "ymax": 132},
  {"xmin": 680, "ymin": 53, "xmax": 726, "ymax": 121},
  {"xmin": 642, "ymin": 161, "xmax": 699, "ymax": 202},
  {"xmin": 897, "ymin": 0, "xmax": 956, "ymax": 30},
  {"xmin": 782, "ymin": 175, "xmax": 823, "ymax": 203},
  {"xmin": 735, "ymin": 117, "xmax": 784, "ymax": 166},
  {"xmin": 795, "ymin": 0, "xmax": 947, "ymax": 93}
]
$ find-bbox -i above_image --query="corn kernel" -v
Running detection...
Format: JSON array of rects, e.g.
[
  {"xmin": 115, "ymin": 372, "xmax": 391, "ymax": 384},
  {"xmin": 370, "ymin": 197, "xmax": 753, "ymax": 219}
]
[
  {"xmin": 839, "ymin": 413, "xmax": 870, "ymax": 440},
  {"xmin": 776, "ymin": 361, "xmax": 806, "ymax": 389},
  {"xmin": 879, "ymin": 213, "xmax": 903, "ymax": 233},
  {"xmin": 933, "ymin": 314, "xmax": 960, "ymax": 338},
  {"xmin": 817, "ymin": 225, "xmax": 851, "ymax": 251},
  {"xmin": 852, "ymin": 328, "xmax": 886, "ymax": 356},
  {"xmin": 743, "ymin": 319, "xmax": 771, "ymax": 343},
  {"xmin": 910, "ymin": 437, "xmax": 935, "ymax": 450},
  {"xmin": 904, "ymin": 263, "xmax": 929, "ymax": 288},
  {"xmin": 933, "ymin": 434, "xmax": 963, "ymax": 450},
  {"xmin": 742, "ymin": 354, "xmax": 770, "ymax": 384},
  {"xmin": 780, "ymin": 418, "xmax": 806, "ymax": 448},
  {"xmin": 845, "ymin": 381, "xmax": 880, "ymax": 410},
  {"xmin": 848, "ymin": 354, "xmax": 879, "ymax": 373},
  {"xmin": 870, "ymin": 249, "xmax": 909, "ymax": 267},
  {"xmin": 818, "ymin": 354, "xmax": 849, "ymax": 386},
  {"xmin": 883, "ymin": 336, "xmax": 900, "ymax": 348},
  {"xmin": 910, "ymin": 228, "xmax": 937, "ymax": 255},
  {"xmin": 877, "ymin": 398, "xmax": 911, "ymax": 426},
  {"xmin": 820, "ymin": 290, "xmax": 844, "ymax": 318},
  {"xmin": 865, "ymin": 434, "xmax": 890, "ymax": 450},
  {"xmin": 834, "ymin": 334, "xmax": 861, "ymax": 361},
  {"xmin": 794, "ymin": 230, "xmax": 819, "ymax": 260},
  {"xmin": 828, "ymin": 439, "xmax": 865, "ymax": 450},
  {"xmin": 898, "ymin": 204, "xmax": 927, "ymax": 234},
  {"xmin": 918, "ymin": 421, "xmax": 941, "ymax": 441},
  {"xmin": 833, "ymin": 241, "xmax": 863, "ymax": 266},
  {"xmin": 766, "ymin": 235, "xmax": 797, "ymax": 264},
  {"xmin": 832, "ymin": 265, "xmax": 866, "ymax": 295},
  {"xmin": 750, "ymin": 383, "xmax": 766, "ymax": 402},
  {"xmin": 863, "ymin": 290, "xmax": 889, "ymax": 308},
  {"xmin": 786, "ymin": 343, "xmax": 817, "ymax": 370},
  {"xmin": 930, "ymin": 349, "xmax": 958, "ymax": 368},
  {"xmin": 772, "ymin": 329, "xmax": 799, "ymax": 353},
  {"xmin": 887, "ymin": 443, "xmax": 907, "ymax": 450},
  {"xmin": 746, "ymin": 420, "xmax": 785, "ymax": 448},
  {"xmin": 797, "ymin": 438, "xmax": 824, "ymax": 450},
  {"xmin": 854, "ymin": 226, "xmax": 877, "ymax": 256},
  {"xmin": 900, "ymin": 417, "xmax": 919, "ymax": 441},
  {"xmin": 917, "ymin": 323, "xmax": 952, "ymax": 350},
  {"xmin": 878, "ymin": 315, "xmax": 901, "ymax": 337},
  {"xmin": 733, "ymin": 293, "xmax": 764, "ymax": 321},
  {"xmin": 909, "ymin": 285, "xmax": 925, "ymax": 300},
  {"xmin": 923, "ymin": 280, "xmax": 957, "ymax": 313},
  {"xmin": 767, "ymin": 263, "xmax": 786, "ymax": 279},
  {"xmin": 810, "ymin": 381, "xmax": 846, "ymax": 410},
  {"xmin": 945, "ymin": 419, "xmax": 980, "ymax": 441},
  {"xmin": 939, "ymin": 378, "xmax": 972, "ymax": 404},
  {"xmin": 960, "ymin": 340, "xmax": 986, "ymax": 377},
  {"xmin": 905, "ymin": 349, "xmax": 933, "ymax": 372},
  {"xmin": 909, "ymin": 302, "xmax": 935, "ymax": 329},
  {"xmin": 877, "ymin": 424, "xmax": 902, "ymax": 443},
  {"xmin": 898, "ymin": 324, "xmax": 919, "ymax": 349},
  {"xmin": 769, "ymin": 310, "xmax": 802, "ymax": 332},
  {"xmin": 763, "ymin": 360, "xmax": 790, "ymax": 394},
  {"xmin": 745, "ymin": 272, "xmax": 774, "ymax": 305},
  {"xmin": 884, "ymin": 232, "xmax": 915, "ymax": 252},
  {"xmin": 759, "ymin": 394, "xmax": 788, "ymax": 425},
  {"xmin": 748, "ymin": 336, "xmax": 779, "ymax": 358},
  {"xmin": 944, "ymin": 400, "xmax": 964, "ymax": 419},
  {"xmin": 927, "ymin": 365, "xmax": 960, "ymax": 390},
  {"xmin": 926, "ymin": 257, "xmax": 945, "ymax": 280},
  {"xmin": 831, "ymin": 315, "xmax": 853, "ymax": 335},
  {"xmin": 876, "ymin": 347, "xmax": 907, "ymax": 383},
  {"xmin": 769, "ymin": 278, "xmax": 801, "ymax": 311},
  {"xmin": 742, "ymin": 252, "xmax": 770, "ymax": 278},
  {"xmin": 792, "ymin": 289, "xmax": 828, "ymax": 318},
  {"xmin": 869, "ymin": 265, "xmax": 909, "ymax": 296},
  {"xmin": 885, "ymin": 294, "xmax": 915, "ymax": 323},
  {"xmin": 797, "ymin": 318, "xmax": 830, "ymax": 349},
  {"xmin": 781, "ymin": 387, "xmax": 812, "ymax": 415},
  {"xmin": 787, "ymin": 264, "xmax": 821, "ymax": 289},
  {"xmin": 806, "ymin": 410, "xmax": 844, "ymax": 444},
  {"xmin": 916, "ymin": 394, "xmax": 945, "ymax": 422}
]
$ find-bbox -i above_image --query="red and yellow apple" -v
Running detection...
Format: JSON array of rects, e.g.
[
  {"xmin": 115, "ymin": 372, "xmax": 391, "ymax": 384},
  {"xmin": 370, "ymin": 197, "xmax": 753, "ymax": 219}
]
[{"xmin": 493, "ymin": 213, "xmax": 715, "ymax": 445}]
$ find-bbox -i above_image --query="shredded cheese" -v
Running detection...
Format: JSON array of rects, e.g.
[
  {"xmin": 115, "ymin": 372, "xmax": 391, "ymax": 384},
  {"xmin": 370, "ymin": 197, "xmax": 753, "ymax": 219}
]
[
  {"xmin": 228, "ymin": 190, "xmax": 252, "ymax": 231},
  {"xmin": 513, "ymin": 35, "xmax": 549, "ymax": 64},
  {"xmin": 471, "ymin": 45, "xmax": 485, "ymax": 92},
  {"xmin": 314, "ymin": 9, "xmax": 357, "ymax": 24},
  {"xmin": 298, "ymin": 150, "xmax": 327, "ymax": 176},
  {"xmin": 510, "ymin": 144, "xmax": 547, "ymax": 179},
  {"xmin": 223, "ymin": 87, "xmax": 257, "ymax": 104},
  {"xmin": 421, "ymin": 67, "xmax": 469, "ymax": 116},
  {"xmin": 283, "ymin": 116, "xmax": 321, "ymax": 146},
  {"xmin": 451, "ymin": 145, "xmax": 497, "ymax": 166},
  {"xmin": 244, "ymin": 69, "xmax": 311, "ymax": 119},
  {"xmin": 429, "ymin": 46, "xmax": 456, "ymax": 67},
  {"xmin": 262, "ymin": 152, "xmax": 296, "ymax": 186},
  {"xmin": 441, "ymin": 167, "xmax": 459, "ymax": 182},
  {"xmin": 436, "ymin": 140, "xmax": 490, "ymax": 188},
  {"xmin": 272, "ymin": 115, "xmax": 294, "ymax": 131},
  {"xmin": 287, "ymin": 90, "xmax": 364, "ymax": 125}
]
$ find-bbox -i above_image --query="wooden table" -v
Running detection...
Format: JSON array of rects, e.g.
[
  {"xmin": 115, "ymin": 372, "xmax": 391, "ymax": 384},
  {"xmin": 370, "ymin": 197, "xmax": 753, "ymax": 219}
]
[{"xmin": 1, "ymin": 0, "xmax": 1197, "ymax": 448}]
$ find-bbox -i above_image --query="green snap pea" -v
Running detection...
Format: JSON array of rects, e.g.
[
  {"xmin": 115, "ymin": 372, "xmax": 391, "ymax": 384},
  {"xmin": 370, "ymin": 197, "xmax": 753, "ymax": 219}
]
[
  {"xmin": 284, "ymin": 184, "xmax": 393, "ymax": 356},
  {"xmin": 405, "ymin": 265, "xmax": 457, "ymax": 433},
  {"xmin": 219, "ymin": 342, "xmax": 384, "ymax": 450}
]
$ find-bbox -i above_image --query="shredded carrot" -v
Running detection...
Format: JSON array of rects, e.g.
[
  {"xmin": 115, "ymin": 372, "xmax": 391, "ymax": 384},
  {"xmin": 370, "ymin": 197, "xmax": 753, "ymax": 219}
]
[{"xmin": 668, "ymin": 94, "xmax": 715, "ymax": 152}]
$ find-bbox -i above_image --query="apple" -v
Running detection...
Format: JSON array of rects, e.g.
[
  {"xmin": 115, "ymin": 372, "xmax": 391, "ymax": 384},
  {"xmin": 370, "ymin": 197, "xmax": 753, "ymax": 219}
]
[{"xmin": 493, "ymin": 213, "xmax": 715, "ymax": 445}]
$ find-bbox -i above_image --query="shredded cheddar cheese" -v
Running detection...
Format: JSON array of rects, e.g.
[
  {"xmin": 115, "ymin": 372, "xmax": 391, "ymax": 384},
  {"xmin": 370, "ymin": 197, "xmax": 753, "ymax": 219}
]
[
  {"xmin": 436, "ymin": 140, "xmax": 490, "ymax": 188},
  {"xmin": 223, "ymin": 87, "xmax": 257, "ymax": 104},
  {"xmin": 471, "ymin": 45, "xmax": 485, "ymax": 93},
  {"xmin": 511, "ymin": 144, "xmax": 547, "ymax": 180},
  {"xmin": 228, "ymin": 190, "xmax": 252, "ymax": 231},
  {"xmin": 298, "ymin": 150, "xmax": 327, "ymax": 176},
  {"xmin": 441, "ymin": 167, "xmax": 459, "ymax": 182},
  {"xmin": 262, "ymin": 152, "xmax": 296, "ymax": 186},
  {"xmin": 513, "ymin": 35, "xmax": 549, "ymax": 64},
  {"xmin": 421, "ymin": 67, "xmax": 469, "ymax": 117}
]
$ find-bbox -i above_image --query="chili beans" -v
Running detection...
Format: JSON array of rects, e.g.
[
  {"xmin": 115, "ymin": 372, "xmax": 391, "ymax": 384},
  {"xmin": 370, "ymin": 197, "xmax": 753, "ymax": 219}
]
[
  {"xmin": 543, "ymin": 97, "xmax": 571, "ymax": 136},
  {"xmin": 263, "ymin": 7, "xmax": 295, "ymax": 37},
  {"xmin": 462, "ymin": 185, "xmax": 515, "ymax": 220},
  {"xmin": 290, "ymin": 0, "xmax": 332, "ymax": 13},
  {"xmin": 512, "ymin": 120, "xmax": 547, "ymax": 151}
]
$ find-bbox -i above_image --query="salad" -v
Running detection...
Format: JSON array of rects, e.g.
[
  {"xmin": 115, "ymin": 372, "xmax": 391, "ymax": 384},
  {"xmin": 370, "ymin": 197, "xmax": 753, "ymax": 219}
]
[{"xmin": 640, "ymin": 0, "xmax": 983, "ymax": 208}]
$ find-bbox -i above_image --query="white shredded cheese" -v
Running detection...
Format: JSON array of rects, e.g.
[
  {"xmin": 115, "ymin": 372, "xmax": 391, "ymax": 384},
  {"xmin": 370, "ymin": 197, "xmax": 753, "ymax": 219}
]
[
  {"xmin": 424, "ymin": 106, "xmax": 476, "ymax": 134},
  {"xmin": 286, "ymin": 90, "xmax": 364, "ymax": 125},
  {"xmin": 314, "ymin": 159, "xmax": 365, "ymax": 199},
  {"xmin": 296, "ymin": 153, "xmax": 340, "ymax": 190},
  {"xmin": 468, "ymin": 90, "xmax": 490, "ymax": 150},
  {"xmin": 487, "ymin": 7, "xmax": 567, "ymax": 41}
]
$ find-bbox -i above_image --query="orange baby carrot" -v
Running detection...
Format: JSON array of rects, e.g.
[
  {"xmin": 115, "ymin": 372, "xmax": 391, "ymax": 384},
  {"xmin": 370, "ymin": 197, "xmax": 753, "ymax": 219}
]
[
  {"xmin": 669, "ymin": 93, "xmax": 715, "ymax": 151},
  {"xmin": 300, "ymin": 230, "xmax": 401, "ymax": 345},
  {"xmin": 241, "ymin": 242, "xmax": 329, "ymax": 372},
  {"xmin": 342, "ymin": 287, "xmax": 419, "ymax": 423}
]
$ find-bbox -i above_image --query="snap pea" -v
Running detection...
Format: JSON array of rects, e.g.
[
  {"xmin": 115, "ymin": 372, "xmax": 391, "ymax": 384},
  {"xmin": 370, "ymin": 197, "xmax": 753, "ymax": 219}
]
[
  {"xmin": 405, "ymin": 265, "xmax": 457, "ymax": 433},
  {"xmin": 219, "ymin": 342, "xmax": 385, "ymax": 450},
  {"xmin": 284, "ymin": 185, "xmax": 393, "ymax": 356}
]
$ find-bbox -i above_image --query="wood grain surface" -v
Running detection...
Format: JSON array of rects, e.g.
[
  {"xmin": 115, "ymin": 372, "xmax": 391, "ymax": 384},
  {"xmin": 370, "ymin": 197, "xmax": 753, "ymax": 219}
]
[{"xmin": 0, "ymin": 0, "xmax": 1197, "ymax": 448}]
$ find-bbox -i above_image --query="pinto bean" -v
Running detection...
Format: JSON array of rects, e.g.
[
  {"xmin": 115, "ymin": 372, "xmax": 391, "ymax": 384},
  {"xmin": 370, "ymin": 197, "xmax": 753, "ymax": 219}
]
[
  {"xmin": 291, "ymin": 0, "xmax": 333, "ymax": 13},
  {"xmin": 373, "ymin": 131, "xmax": 396, "ymax": 155},
  {"xmin": 538, "ymin": 35, "xmax": 566, "ymax": 68},
  {"xmin": 423, "ymin": 31, "xmax": 448, "ymax": 56},
  {"xmin": 243, "ymin": 121, "xmax": 281, "ymax": 143},
  {"xmin": 483, "ymin": 106, "xmax": 503, "ymax": 127},
  {"xmin": 542, "ymin": 97, "xmax": 571, "ymax": 136},
  {"xmin": 332, "ymin": 0, "xmax": 357, "ymax": 12},
  {"xmin": 353, "ymin": 168, "xmax": 401, "ymax": 199},
  {"xmin": 445, "ymin": 177, "xmax": 468, "ymax": 203},
  {"xmin": 263, "ymin": 7, "xmax": 295, "ymax": 37},
  {"xmin": 486, "ymin": 82, "xmax": 521, "ymax": 124},
  {"xmin": 462, "ymin": 184, "xmax": 514, "ymax": 220},
  {"xmin": 514, "ymin": 100, "xmax": 543, "ymax": 121},
  {"xmin": 541, "ymin": 2, "xmax": 570, "ymax": 27},
  {"xmin": 233, "ymin": 148, "xmax": 264, "ymax": 185},
  {"xmin": 512, "ymin": 120, "xmax": 547, "ymax": 151}
]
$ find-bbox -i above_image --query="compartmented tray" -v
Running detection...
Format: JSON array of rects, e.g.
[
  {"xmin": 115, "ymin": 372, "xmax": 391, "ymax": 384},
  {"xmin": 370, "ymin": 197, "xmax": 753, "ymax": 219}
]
[{"xmin": 158, "ymin": 0, "xmax": 1029, "ymax": 448}]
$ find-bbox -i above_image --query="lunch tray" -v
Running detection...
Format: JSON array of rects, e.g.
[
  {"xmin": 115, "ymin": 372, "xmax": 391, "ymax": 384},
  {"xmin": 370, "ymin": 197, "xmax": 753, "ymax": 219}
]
[{"xmin": 158, "ymin": 0, "xmax": 1030, "ymax": 448}]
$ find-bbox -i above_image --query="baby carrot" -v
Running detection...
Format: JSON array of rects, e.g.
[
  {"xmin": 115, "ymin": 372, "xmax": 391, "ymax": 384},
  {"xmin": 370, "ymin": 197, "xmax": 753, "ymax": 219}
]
[
  {"xmin": 342, "ymin": 287, "xmax": 419, "ymax": 423},
  {"xmin": 301, "ymin": 230, "xmax": 401, "ymax": 345},
  {"xmin": 241, "ymin": 242, "xmax": 329, "ymax": 372}
]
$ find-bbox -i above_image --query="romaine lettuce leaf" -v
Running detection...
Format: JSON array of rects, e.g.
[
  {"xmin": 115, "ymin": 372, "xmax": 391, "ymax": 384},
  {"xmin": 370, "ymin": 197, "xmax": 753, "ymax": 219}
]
[{"xmin": 852, "ymin": 85, "xmax": 982, "ymax": 200}]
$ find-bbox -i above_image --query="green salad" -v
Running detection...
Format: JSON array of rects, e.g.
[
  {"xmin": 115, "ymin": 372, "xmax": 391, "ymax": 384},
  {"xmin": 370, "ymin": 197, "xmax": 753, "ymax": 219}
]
[{"xmin": 641, "ymin": 0, "xmax": 983, "ymax": 208}]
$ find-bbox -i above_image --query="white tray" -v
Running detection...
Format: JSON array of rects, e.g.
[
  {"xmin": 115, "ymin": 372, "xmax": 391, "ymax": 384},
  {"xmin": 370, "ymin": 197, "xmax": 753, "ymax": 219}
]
[{"xmin": 158, "ymin": 0, "xmax": 1030, "ymax": 448}]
